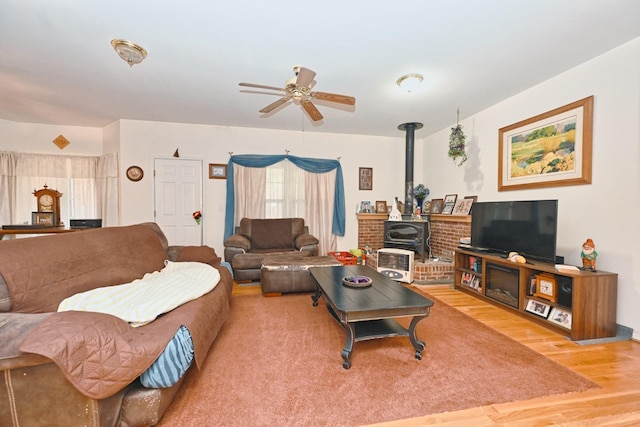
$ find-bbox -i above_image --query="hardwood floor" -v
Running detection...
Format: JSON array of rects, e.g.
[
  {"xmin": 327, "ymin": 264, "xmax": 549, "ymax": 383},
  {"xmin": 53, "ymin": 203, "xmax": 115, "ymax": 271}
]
[{"xmin": 233, "ymin": 283, "xmax": 640, "ymax": 426}]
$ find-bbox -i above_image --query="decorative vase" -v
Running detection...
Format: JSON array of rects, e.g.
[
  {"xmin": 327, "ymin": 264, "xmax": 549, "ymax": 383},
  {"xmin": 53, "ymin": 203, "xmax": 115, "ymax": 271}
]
[{"xmin": 416, "ymin": 197, "xmax": 425, "ymax": 212}]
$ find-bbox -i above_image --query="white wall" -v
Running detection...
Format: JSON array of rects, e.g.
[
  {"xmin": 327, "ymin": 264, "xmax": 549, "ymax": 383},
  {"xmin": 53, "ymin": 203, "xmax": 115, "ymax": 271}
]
[
  {"xmin": 419, "ymin": 37, "xmax": 640, "ymax": 339},
  {"xmin": 115, "ymin": 120, "xmax": 415, "ymax": 255},
  {"xmin": 0, "ymin": 119, "xmax": 102, "ymax": 155}
]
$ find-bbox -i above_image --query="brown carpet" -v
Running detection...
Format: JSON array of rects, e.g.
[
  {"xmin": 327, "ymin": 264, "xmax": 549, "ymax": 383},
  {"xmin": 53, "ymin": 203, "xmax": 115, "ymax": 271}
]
[{"xmin": 159, "ymin": 289, "xmax": 598, "ymax": 427}]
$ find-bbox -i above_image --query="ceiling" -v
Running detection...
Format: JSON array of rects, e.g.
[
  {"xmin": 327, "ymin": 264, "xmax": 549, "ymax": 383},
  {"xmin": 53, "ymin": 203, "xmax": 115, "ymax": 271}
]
[{"xmin": 1, "ymin": 1, "xmax": 638, "ymax": 138}]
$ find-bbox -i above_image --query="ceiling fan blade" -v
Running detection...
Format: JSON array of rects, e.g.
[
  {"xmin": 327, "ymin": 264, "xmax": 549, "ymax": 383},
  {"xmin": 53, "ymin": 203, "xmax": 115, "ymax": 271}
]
[
  {"xmin": 259, "ymin": 97, "xmax": 291, "ymax": 113},
  {"xmin": 239, "ymin": 82, "xmax": 285, "ymax": 92},
  {"xmin": 301, "ymin": 100, "xmax": 323, "ymax": 121},
  {"xmin": 296, "ymin": 67, "xmax": 316, "ymax": 88},
  {"xmin": 312, "ymin": 91, "xmax": 356, "ymax": 105}
]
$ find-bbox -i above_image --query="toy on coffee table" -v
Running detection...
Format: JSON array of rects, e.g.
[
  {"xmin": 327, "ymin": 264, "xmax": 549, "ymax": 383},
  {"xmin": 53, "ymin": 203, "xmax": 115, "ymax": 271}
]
[{"xmin": 580, "ymin": 238, "xmax": 598, "ymax": 271}]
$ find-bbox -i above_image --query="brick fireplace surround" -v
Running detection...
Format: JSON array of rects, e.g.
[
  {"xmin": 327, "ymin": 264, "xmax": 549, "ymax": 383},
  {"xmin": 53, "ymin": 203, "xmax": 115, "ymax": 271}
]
[{"xmin": 357, "ymin": 213, "xmax": 471, "ymax": 284}]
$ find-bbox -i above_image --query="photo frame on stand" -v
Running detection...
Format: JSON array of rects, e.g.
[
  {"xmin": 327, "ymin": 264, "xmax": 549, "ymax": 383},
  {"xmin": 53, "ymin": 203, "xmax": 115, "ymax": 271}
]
[
  {"xmin": 441, "ymin": 194, "xmax": 458, "ymax": 214},
  {"xmin": 525, "ymin": 299, "xmax": 551, "ymax": 318},
  {"xmin": 549, "ymin": 307, "xmax": 572, "ymax": 329},
  {"xmin": 430, "ymin": 199, "xmax": 444, "ymax": 214},
  {"xmin": 452, "ymin": 198, "xmax": 473, "ymax": 215},
  {"xmin": 32, "ymin": 212, "xmax": 56, "ymax": 226}
]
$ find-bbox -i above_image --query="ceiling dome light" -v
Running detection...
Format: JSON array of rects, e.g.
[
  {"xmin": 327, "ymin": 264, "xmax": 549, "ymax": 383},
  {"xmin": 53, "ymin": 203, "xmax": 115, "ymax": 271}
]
[
  {"xmin": 111, "ymin": 39, "xmax": 147, "ymax": 67},
  {"xmin": 396, "ymin": 73, "xmax": 424, "ymax": 93}
]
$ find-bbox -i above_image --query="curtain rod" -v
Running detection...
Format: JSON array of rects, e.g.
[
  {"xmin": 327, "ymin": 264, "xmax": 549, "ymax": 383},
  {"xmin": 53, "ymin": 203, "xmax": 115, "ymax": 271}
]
[{"xmin": 228, "ymin": 152, "xmax": 341, "ymax": 161}]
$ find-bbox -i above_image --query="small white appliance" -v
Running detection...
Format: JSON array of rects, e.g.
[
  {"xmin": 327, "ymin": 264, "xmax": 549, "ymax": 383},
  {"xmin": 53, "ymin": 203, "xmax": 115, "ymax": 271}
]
[{"xmin": 377, "ymin": 248, "xmax": 414, "ymax": 283}]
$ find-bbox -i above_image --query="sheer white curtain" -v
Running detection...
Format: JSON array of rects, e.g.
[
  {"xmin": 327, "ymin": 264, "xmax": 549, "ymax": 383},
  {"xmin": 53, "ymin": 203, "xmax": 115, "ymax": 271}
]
[
  {"xmin": 15, "ymin": 153, "xmax": 69, "ymax": 225},
  {"xmin": 96, "ymin": 152, "xmax": 120, "ymax": 226},
  {"xmin": 305, "ymin": 168, "xmax": 337, "ymax": 254},
  {"xmin": 233, "ymin": 163, "xmax": 266, "ymax": 222},
  {"xmin": 0, "ymin": 152, "xmax": 16, "ymax": 226},
  {"xmin": 266, "ymin": 159, "xmax": 305, "ymax": 218},
  {"xmin": 67, "ymin": 156, "xmax": 98, "ymax": 221},
  {"xmin": 1, "ymin": 151, "xmax": 119, "ymax": 227}
]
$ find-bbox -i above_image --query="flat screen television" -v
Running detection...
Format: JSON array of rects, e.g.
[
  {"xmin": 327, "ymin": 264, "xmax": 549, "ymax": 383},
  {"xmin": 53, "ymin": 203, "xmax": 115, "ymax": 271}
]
[{"xmin": 470, "ymin": 200, "xmax": 558, "ymax": 263}]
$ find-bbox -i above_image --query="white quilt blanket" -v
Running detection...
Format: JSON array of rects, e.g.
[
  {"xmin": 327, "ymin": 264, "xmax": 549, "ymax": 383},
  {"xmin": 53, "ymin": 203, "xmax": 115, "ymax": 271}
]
[{"xmin": 58, "ymin": 261, "xmax": 220, "ymax": 327}]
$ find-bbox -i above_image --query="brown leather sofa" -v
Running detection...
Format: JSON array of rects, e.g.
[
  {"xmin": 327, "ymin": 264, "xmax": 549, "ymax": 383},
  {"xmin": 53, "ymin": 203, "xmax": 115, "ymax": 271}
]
[
  {"xmin": 0, "ymin": 223, "xmax": 233, "ymax": 427},
  {"xmin": 223, "ymin": 218, "xmax": 319, "ymax": 281}
]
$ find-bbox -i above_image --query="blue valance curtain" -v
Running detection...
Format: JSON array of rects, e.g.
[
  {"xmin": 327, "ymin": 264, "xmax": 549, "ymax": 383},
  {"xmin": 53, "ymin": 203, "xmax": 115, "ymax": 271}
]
[{"xmin": 224, "ymin": 154, "xmax": 345, "ymax": 240}]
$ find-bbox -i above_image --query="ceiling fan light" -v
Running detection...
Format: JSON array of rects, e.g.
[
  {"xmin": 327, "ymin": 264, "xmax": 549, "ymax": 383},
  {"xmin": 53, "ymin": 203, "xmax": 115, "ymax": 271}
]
[
  {"xmin": 397, "ymin": 73, "xmax": 424, "ymax": 93},
  {"xmin": 111, "ymin": 39, "xmax": 147, "ymax": 67}
]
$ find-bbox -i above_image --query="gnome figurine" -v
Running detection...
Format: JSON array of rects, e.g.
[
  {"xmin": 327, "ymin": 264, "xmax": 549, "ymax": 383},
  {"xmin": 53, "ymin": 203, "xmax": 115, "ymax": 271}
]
[{"xmin": 580, "ymin": 238, "xmax": 598, "ymax": 270}]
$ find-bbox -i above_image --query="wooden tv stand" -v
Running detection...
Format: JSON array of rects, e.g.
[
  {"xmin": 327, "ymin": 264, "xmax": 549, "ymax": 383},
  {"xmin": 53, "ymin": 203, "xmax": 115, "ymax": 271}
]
[{"xmin": 454, "ymin": 249, "xmax": 617, "ymax": 340}]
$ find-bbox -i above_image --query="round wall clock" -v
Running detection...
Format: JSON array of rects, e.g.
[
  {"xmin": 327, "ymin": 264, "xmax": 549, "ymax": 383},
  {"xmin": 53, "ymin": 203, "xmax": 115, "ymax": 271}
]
[{"xmin": 126, "ymin": 165, "xmax": 144, "ymax": 182}]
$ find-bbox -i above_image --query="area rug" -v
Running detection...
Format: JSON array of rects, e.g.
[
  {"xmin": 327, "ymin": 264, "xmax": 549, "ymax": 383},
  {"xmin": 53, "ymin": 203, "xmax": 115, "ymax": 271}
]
[{"xmin": 158, "ymin": 290, "xmax": 598, "ymax": 427}]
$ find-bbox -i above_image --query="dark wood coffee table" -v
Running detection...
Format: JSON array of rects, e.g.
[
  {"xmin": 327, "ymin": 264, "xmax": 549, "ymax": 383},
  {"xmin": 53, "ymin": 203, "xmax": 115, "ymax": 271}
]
[{"xmin": 310, "ymin": 265, "xmax": 434, "ymax": 369}]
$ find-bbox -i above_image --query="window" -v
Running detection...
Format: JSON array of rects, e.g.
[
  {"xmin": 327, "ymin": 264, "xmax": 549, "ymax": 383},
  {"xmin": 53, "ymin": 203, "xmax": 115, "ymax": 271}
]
[{"xmin": 265, "ymin": 160, "xmax": 305, "ymax": 218}]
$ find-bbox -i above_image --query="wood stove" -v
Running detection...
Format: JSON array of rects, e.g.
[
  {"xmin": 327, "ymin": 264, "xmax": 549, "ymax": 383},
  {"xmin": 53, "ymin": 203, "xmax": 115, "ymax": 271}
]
[{"xmin": 383, "ymin": 220, "xmax": 430, "ymax": 262}]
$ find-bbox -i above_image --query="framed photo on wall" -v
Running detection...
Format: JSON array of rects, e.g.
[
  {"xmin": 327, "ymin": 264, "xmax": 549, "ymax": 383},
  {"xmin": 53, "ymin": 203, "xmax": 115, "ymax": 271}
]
[
  {"xmin": 359, "ymin": 167, "xmax": 373, "ymax": 190},
  {"xmin": 209, "ymin": 163, "xmax": 227, "ymax": 179}
]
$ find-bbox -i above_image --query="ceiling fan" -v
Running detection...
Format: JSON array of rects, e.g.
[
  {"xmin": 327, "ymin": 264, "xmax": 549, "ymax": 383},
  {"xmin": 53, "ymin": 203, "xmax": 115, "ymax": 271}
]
[{"xmin": 239, "ymin": 66, "xmax": 356, "ymax": 122}]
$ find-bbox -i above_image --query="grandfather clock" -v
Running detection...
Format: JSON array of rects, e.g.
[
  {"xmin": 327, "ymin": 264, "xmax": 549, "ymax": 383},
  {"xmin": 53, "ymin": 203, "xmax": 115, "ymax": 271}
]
[{"xmin": 33, "ymin": 185, "xmax": 63, "ymax": 226}]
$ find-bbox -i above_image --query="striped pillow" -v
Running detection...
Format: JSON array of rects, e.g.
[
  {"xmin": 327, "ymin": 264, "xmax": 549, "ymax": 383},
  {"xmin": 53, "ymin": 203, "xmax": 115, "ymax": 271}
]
[{"xmin": 140, "ymin": 325, "xmax": 194, "ymax": 388}]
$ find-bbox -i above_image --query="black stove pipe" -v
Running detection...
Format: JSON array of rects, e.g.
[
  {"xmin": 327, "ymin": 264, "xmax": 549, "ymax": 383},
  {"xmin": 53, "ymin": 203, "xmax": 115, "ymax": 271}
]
[{"xmin": 397, "ymin": 122, "xmax": 423, "ymax": 214}]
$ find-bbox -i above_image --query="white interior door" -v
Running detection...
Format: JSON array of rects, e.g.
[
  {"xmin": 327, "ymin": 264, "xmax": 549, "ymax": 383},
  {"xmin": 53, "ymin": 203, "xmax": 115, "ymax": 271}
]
[{"xmin": 154, "ymin": 158, "xmax": 203, "ymax": 246}]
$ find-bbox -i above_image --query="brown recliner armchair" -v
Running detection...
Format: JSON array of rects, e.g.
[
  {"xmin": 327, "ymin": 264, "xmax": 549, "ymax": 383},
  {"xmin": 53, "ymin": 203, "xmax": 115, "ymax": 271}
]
[{"xmin": 223, "ymin": 218, "xmax": 319, "ymax": 281}]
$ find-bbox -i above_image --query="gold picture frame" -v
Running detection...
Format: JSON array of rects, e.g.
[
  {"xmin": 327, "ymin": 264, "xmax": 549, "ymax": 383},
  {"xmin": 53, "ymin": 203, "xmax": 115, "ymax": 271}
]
[
  {"xmin": 375, "ymin": 200, "xmax": 387, "ymax": 214},
  {"xmin": 209, "ymin": 163, "xmax": 227, "ymax": 179},
  {"xmin": 498, "ymin": 96, "xmax": 593, "ymax": 191}
]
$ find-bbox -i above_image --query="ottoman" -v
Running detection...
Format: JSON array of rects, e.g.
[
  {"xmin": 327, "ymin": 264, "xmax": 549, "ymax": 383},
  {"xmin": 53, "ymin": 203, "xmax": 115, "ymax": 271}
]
[{"xmin": 261, "ymin": 255, "xmax": 342, "ymax": 295}]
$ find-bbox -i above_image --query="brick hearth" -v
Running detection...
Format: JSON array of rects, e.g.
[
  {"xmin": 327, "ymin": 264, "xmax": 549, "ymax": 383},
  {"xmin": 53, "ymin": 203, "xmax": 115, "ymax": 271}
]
[{"xmin": 357, "ymin": 213, "xmax": 471, "ymax": 284}]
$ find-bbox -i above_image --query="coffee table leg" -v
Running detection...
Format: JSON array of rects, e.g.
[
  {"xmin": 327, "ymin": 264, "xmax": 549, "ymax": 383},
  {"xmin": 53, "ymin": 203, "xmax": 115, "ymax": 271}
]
[
  {"xmin": 311, "ymin": 286, "xmax": 321, "ymax": 307},
  {"xmin": 341, "ymin": 322, "xmax": 355, "ymax": 369},
  {"xmin": 408, "ymin": 315, "xmax": 427, "ymax": 360}
]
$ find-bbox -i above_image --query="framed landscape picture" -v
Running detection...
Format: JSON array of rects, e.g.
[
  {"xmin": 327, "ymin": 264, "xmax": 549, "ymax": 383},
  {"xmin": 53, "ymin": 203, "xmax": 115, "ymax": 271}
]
[{"xmin": 498, "ymin": 96, "xmax": 593, "ymax": 191}]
